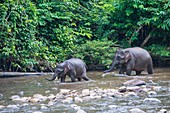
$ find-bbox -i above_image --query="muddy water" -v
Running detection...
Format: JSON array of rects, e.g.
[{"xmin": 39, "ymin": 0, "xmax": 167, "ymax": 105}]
[{"xmin": 0, "ymin": 68, "xmax": 170, "ymax": 113}]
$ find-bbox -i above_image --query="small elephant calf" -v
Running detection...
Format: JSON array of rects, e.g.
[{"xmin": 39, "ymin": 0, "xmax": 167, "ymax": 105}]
[{"xmin": 46, "ymin": 58, "xmax": 90, "ymax": 82}]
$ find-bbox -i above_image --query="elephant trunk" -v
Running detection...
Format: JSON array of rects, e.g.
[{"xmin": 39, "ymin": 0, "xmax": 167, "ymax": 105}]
[
  {"xmin": 104, "ymin": 61, "xmax": 117, "ymax": 73},
  {"xmin": 46, "ymin": 73, "xmax": 57, "ymax": 81}
]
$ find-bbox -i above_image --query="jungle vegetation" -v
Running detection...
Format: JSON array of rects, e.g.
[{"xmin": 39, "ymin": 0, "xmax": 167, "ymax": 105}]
[{"xmin": 0, "ymin": 0, "xmax": 169, "ymax": 71}]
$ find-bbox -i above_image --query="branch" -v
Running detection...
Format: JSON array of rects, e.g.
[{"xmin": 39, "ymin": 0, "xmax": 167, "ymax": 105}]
[
  {"xmin": 140, "ymin": 28, "xmax": 156, "ymax": 47},
  {"xmin": 129, "ymin": 25, "xmax": 143, "ymax": 45}
]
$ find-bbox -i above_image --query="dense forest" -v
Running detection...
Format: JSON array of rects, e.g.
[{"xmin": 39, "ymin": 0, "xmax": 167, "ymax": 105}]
[{"xmin": 0, "ymin": 0, "xmax": 170, "ymax": 72}]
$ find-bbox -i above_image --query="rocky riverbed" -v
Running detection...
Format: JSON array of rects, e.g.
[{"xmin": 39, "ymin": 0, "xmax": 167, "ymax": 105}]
[{"xmin": 0, "ymin": 68, "xmax": 170, "ymax": 113}]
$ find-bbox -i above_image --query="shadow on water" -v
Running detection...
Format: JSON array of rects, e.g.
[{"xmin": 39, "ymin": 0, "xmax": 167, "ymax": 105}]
[{"xmin": 0, "ymin": 68, "xmax": 169, "ymax": 112}]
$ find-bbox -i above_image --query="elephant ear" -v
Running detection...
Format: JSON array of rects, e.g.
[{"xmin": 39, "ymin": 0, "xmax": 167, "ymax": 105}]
[
  {"xmin": 64, "ymin": 64, "xmax": 71, "ymax": 75},
  {"xmin": 125, "ymin": 51, "xmax": 131, "ymax": 63}
]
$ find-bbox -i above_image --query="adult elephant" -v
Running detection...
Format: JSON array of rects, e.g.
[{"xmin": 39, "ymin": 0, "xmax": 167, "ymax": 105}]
[
  {"xmin": 104, "ymin": 47, "xmax": 153, "ymax": 75},
  {"xmin": 46, "ymin": 58, "xmax": 90, "ymax": 82}
]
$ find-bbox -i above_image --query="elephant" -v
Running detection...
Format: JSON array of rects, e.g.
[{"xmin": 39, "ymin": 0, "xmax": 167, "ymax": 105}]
[
  {"xmin": 46, "ymin": 58, "xmax": 90, "ymax": 82},
  {"xmin": 104, "ymin": 47, "xmax": 153, "ymax": 75}
]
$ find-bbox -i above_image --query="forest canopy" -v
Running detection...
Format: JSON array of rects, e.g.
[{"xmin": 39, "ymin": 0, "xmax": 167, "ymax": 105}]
[{"xmin": 0, "ymin": 0, "xmax": 170, "ymax": 71}]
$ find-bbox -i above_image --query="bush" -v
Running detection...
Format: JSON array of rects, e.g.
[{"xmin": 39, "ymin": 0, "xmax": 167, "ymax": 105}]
[{"xmin": 72, "ymin": 40, "xmax": 117, "ymax": 70}]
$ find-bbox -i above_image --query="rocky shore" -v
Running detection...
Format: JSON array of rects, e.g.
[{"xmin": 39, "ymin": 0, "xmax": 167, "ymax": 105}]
[{"xmin": 0, "ymin": 78, "xmax": 169, "ymax": 113}]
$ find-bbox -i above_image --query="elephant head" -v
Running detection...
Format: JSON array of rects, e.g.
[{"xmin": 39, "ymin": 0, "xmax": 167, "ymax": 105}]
[
  {"xmin": 104, "ymin": 48, "xmax": 131, "ymax": 73},
  {"xmin": 46, "ymin": 62, "xmax": 71, "ymax": 81}
]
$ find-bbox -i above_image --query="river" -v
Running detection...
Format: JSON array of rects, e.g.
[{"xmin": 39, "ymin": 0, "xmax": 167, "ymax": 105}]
[{"xmin": 0, "ymin": 68, "xmax": 169, "ymax": 113}]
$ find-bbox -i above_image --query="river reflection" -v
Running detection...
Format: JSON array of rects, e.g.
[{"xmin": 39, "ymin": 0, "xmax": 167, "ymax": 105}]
[{"xmin": 0, "ymin": 68, "xmax": 170, "ymax": 113}]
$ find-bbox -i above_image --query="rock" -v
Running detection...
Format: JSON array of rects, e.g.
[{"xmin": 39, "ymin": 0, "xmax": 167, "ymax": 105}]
[
  {"xmin": 82, "ymin": 96, "xmax": 95, "ymax": 101},
  {"xmin": 74, "ymin": 97, "xmax": 83, "ymax": 103},
  {"xmin": 143, "ymin": 98, "xmax": 161, "ymax": 105},
  {"xmin": 123, "ymin": 79, "xmax": 146, "ymax": 86},
  {"xmin": 119, "ymin": 86, "xmax": 127, "ymax": 92},
  {"xmin": 129, "ymin": 108, "xmax": 145, "ymax": 113},
  {"xmin": 152, "ymin": 86, "xmax": 162, "ymax": 92},
  {"xmin": 32, "ymin": 111, "xmax": 43, "ymax": 113},
  {"xmin": 70, "ymin": 104, "xmax": 81, "ymax": 110},
  {"xmin": 108, "ymin": 105, "xmax": 119, "ymax": 109},
  {"xmin": 59, "ymin": 89, "xmax": 70, "ymax": 95},
  {"xmin": 0, "ymin": 105, "xmax": 5, "ymax": 109},
  {"xmin": 126, "ymin": 86, "xmax": 141, "ymax": 92},
  {"xmin": 48, "ymin": 101, "xmax": 54, "ymax": 106},
  {"xmin": 18, "ymin": 91, "xmax": 24, "ymax": 96},
  {"xmin": 62, "ymin": 97, "xmax": 73, "ymax": 103},
  {"xmin": 33, "ymin": 94, "xmax": 47, "ymax": 102},
  {"xmin": 14, "ymin": 97, "xmax": 31, "ymax": 102},
  {"xmin": 41, "ymin": 105, "xmax": 48, "ymax": 110},
  {"xmin": 77, "ymin": 108, "xmax": 86, "ymax": 113},
  {"xmin": 158, "ymin": 109, "xmax": 167, "ymax": 113},
  {"xmin": 11, "ymin": 95, "xmax": 20, "ymax": 100},
  {"xmin": 7, "ymin": 104, "xmax": 19, "ymax": 110},
  {"xmin": 82, "ymin": 89, "xmax": 90, "ymax": 97},
  {"xmin": 48, "ymin": 94, "xmax": 56, "ymax": 100},
  {"xmin": 29, "ymin": 98, "xmax": 40, "ymax": 103},
  {"xmin": 147, "ymin": 91, "xmax": 157, "ymax": 97},
  {"xmin": 125, "ymin": 92, "xmax": 138, "ymax": 98}
]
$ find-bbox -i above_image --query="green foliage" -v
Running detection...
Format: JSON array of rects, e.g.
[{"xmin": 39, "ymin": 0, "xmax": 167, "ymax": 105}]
[
  {"xmin": 72, "ymin": 40, "xmax": 117, "ymax": 70},
  {"xmin": 0, "ymin": 0, "xmax": 169, "ymax": 71},
  {"xmin": 147, "ymin": 44, "xmax": 170, "ymax": 57}
]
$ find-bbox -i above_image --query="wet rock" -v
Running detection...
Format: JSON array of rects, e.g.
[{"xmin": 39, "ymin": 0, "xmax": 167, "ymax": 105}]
[
  {"xmin": 51, "ymin": 87, "xmax": 58, "ymax": 91},
  {"xmin": 0, "ymin": 105, "xmax": 5, "ymax": 109},
  {"xmin": 7, "ymin": 104, "xmax": 19, "ymax": 110},
  {"xmin": 18, "ymin": 91, "xmax": 24, "ymax": 96},
  {"xmin": 45, "ymin": 90, "xmax": 50, "ymax": 94},
  {"xmin": 48, "ymin": 100, "xmax": 54, "ymax": 106},
  {"xmin": 152, "ymin": 86, "xmax": 162, "ymax": 92},
  {"xmin": 119, "ymin": 86, "xmax": 127, "ymax": 92},
  {"xmin": 129, "ymin": 108, "xmax": 145, "ymax": 113},
  {"xmin": 123, "ymin": 79, "xmax": 146, "ymax": 86},
  {"xmin": 41, "ymin": 105, "xmax": 48, "ymax": 111},
  {"xmin": 48, "ymin": 94, "xmax": 56, "ymax": 100},
  {"xmin": 126, "ymin": 86, "xmax": 141, "ymax": 92},
  {"xmin": 32, "ymin": 111, "xmax": 43, "ymax": 113},
  {"xmin": 11, "ymin": 95, "xmax": 20, "ymax": 100},
  {"xmin": 33, "ymin": 94, "xmax": 47, "ymax": 102},
  {"xmin": 76, "ymin": 108, "xmax": 86, "ymax": 113},
  {"xmin": 82, "ymin": 96, "xmax": 95, "ymax": 101},
  {"xmin": 62, "ymin": 97, "xmax": 73, "ymax": 103},
  {"xmin": 82, "ymin": 89, "xmax": 90, "ymax": 97},
  {"xmin": 125, "ymin": 92, "xmax": 138, "ymax": 98},
  {"xmin": 29, "ymin": 98, "xmax": 40, "ymax": 103},
  {"xmin": 14, "ymin": 97, "xmax": 31, "ymax": 102},
  {"xmin": 158, "ymin": 109, "xmax": 167, "ymax": 113},
  {"xmin": 59, "ymin": 89, "xmax": 70, "ymax": 95},
  {"xmin": 147, "ymin": 91, "xmax": 157, "ymax": 97},
  {"xmin": 74, "ymin": 97, "xmax": 83, "ymax": 103},
  {"xmin": 143, "ymin": 98, "xmax": 161, "ymax": 105},
  {"xmin": 70, "ymin": 104, "xmax": 81, "ymax": 110},
  {"xmin": 108, "ymin": 105, "xmax": 119, "ymax": 109}
]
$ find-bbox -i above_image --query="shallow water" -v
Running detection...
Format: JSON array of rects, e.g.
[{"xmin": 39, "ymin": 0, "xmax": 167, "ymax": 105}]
[{"xmin": 0, "ymin": 68, "xmax": 170, "ymax": 113}]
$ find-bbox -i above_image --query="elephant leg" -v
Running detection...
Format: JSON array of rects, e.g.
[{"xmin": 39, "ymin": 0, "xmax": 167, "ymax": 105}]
[
  {"xmin": 136, "ymin": 71, "xmax": 142, "ymax": 75},
  {"xmin": 119, "ymin": 66, "xmax": 126, "ymax": 74},
  {"xmin": 78, "ymin": 77, "xmax": 82, "ymax": 81},
  {"xmin": 60, "ymin": 76, "xmax": 66, "ymax": 82},
  {"xmin": 82, "ymin": 68, "xmax": 90, "ymax": 81},
  {"xmin": 147, "ymin": 61, "xmax": 153, "ymax": 74}
]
